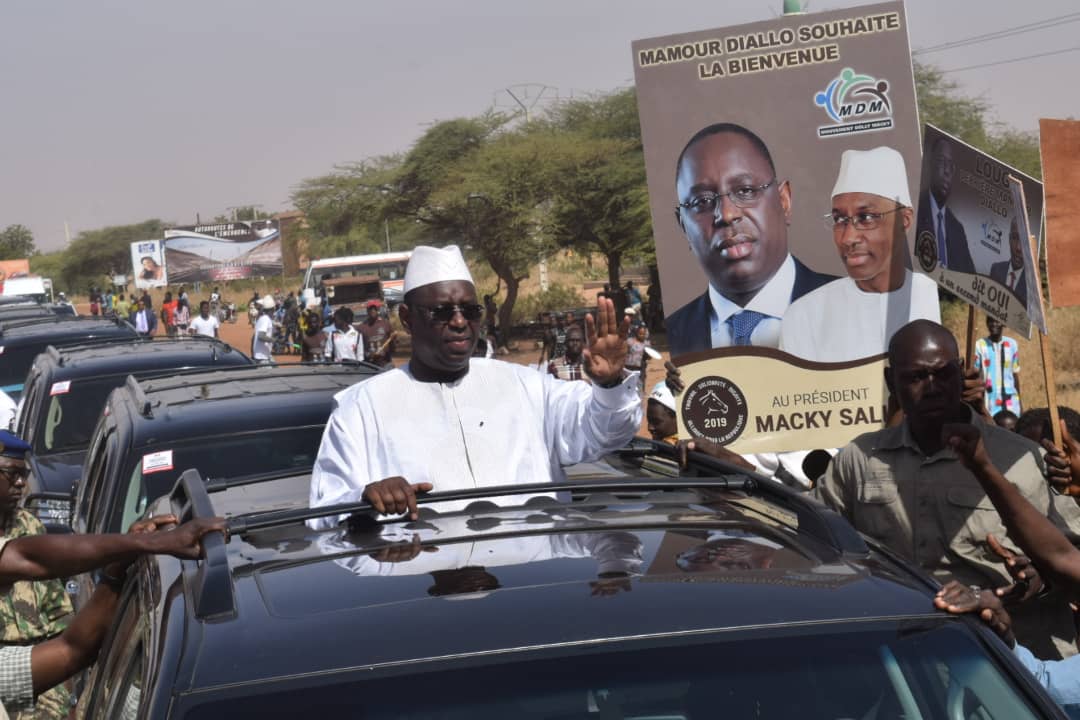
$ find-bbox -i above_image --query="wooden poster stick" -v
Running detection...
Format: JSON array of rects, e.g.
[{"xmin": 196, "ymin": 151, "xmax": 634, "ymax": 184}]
[{"xmin": 964, "ymin": 305, "xmax": 977, "ymax": 368}]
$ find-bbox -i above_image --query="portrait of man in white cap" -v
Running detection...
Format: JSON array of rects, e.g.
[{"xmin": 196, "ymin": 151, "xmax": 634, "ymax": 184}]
[
  {"xmin": 308, "ymin": 245, "xmax": 642, "ymax": 527},
  {"xmin": 779, "ymin": 146, "xmax": 941, "ymax": 362}
]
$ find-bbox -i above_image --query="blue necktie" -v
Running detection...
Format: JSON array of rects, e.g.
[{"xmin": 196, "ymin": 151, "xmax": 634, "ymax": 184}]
[
  {"xmin": 936, "ymin": 210, "xmax": 948, "ymax": 267},
  {"xmin": 728, "ymin": 310, "xmax": 767, "ymax": 346}
]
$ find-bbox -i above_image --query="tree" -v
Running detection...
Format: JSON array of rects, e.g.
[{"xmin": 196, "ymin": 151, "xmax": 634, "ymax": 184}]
[
  {"xmin": 60, "ymin": 220, "xmax": 166, "ymax": 291},
  {"xmin": 540, "ymin": 90, "xmax": 653, "ymax": 293},
  {"xmin": 0, "ymin": 224, "xmax": 36, "ymax": 260},
  {"xmin": 915, "ymin": 62, "xmax": 1041, "ymax": 178}
]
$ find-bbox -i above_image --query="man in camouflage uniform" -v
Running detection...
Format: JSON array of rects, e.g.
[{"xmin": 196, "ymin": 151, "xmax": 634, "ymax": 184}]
[{"xmin": 0, "ymin": 433, "xmax": 71, "ymax": 720}]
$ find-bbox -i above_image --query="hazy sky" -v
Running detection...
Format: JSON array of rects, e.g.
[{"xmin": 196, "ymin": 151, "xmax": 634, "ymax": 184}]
[{"xmin": 2, "ymin": 1, "xmax": 1077, "ymax": 251}]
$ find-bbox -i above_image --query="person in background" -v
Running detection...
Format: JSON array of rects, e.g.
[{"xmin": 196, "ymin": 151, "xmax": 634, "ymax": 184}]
[
  {"xmin": 541, "ymin": 313, "xmax": 569, "ymax": 368},
  {"xmin": 189, "ymin": 301, "xmax": 219, "ymax": 339},
  {"xmin": 625, "ymin": 324, "xmax": 651, "ymax": 395},
  {"xmin": 647, "ymin": 381, "xmax": 678, "ymax": 444},
  {"xmin": 248, "ymin": 291, "xmax": 260, "ymax": 326},
  {"xmin": 548, "ymin": 325, "xmax": 588, "ymax": 382},
  {"xmin": 483, "ymin": 295, "xmax": 500, "ymax": 351},
  {"xmin": 139, "ymin": 290, "xmax": 152, "ymax": 311},
  {"xmin": 994, "ymin": 409, "xmax": 1019, "ymax": 432},
  {"xmin": 624, "ymin": 281, "xmax": 643, "ymax": 314},
  {"xmin": 300, "ymin": 309, "xmax": 327, "ymax": 362},
  {"xmin": 160, "ymin": 292, "xmax": 177, "ymax": 339},
  {"xmin": 173, "ymin": 297, "xmax": 191, "ymax": 337},
  {"xmin": 324, "ymin": 307, "xmax": 360, "ymax": 362},
  {"xmin": 357, "ymin": 301, "xmax": 395, "ymax": 368},
  {"xmin": 129, "ymin": 297, "xmax": 157, "ymax": 337},
  {"xmin": 88, "ymin": 287, "xmax": 100, "ymax": 317},
  {"xmin": 975, "ymin": 315, "xmax": 1022, "ymax": 416},
  {"xmin": 0, "ymin": 432, "xmax": 72, "ymax": 720},
  {"xmin": 252, "ymin": 295, "xmax": 276, "ymax": 364}
]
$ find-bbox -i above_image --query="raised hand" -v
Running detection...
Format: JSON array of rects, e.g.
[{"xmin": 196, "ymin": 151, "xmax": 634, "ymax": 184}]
[
  {"xmin": 1043, "ymin": 419, "xmax": 1080, "ymax": 497},
  {"xmin": 987, "ymin": 533, "xmax": 1043, "ymax": 605},
  {"xmin": 664, "ymin": 360, "xmax": 685, "ymax": 395},
  {"xmin": 582, "ymin": 296, "xmax": 629, "ymax": 385},
  {"xmin": 961, "ymin": 360, "xmax": 990, "ymax": 420},
  {"xmin": 146, "ymin": 516, "xmax": 228, "ymax": 560},
  {"xmin": 942, "ymin": 422, "xmax": 990, "ymax": 471}
]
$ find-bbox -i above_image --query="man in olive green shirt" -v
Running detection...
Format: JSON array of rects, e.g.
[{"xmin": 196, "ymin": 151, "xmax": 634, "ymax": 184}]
[{"xmin": 815, "ymin": 320, "xmax": 1079, "ymax": 659}]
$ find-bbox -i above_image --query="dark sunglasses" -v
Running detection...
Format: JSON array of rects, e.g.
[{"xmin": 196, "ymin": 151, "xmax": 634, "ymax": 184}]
[
  {"xmin": 415, "ymin": 304, "xmax": 484, "ymax": 323},
  {"xmin": 0, "ymin": 467, "xmax": 29, "ymax": 483}
]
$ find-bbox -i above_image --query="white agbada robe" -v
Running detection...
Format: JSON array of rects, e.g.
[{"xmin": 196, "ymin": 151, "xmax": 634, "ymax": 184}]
[
  {"xmin": 308, "ymin": 358, "xmax": 641, "ymax": 528},
  {"xmin": 779, "ymin": 270, "xmax": 940, "ymax": 362}
]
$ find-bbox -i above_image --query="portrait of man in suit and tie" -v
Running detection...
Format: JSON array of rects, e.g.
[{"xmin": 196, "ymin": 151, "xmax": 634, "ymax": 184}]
[
  {"xmin": 666, "ymin": 123, "xmax": 836, "ymax": 356},
  {"xmin": 916, "ymin": 136, "xmax": 976, "ymax": 274},
  {"xmin": 989, "ymin": 218, "xmax": 1028, "ymax": 309}
]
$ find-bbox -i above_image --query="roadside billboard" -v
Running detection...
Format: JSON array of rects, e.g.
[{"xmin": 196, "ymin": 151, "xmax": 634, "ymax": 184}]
[
  {"xmin": 0, "ymin": 259, "xmax": 31, "ymax": 294},
  {"xmin": 163, "ymin": 220, "xmax": 282, "ymax": 283},
  {"xmin": 131, "ymin": 240, "xmax": 168, "ymax": 290}
]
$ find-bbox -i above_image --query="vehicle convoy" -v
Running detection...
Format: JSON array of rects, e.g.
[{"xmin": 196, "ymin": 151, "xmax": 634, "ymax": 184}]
[
  {"xmin": 69, "ymin": 362, "xmax": 381, "ymax": 607},
  {"xmin": 77, "ymin": 440, "xmax": 1068, "ymax": 719},
  {"xmin": 0, "ymin": 316, "xmax": 139, "ymax": 401},
  {"xmin": 16, "ymin": 337, "xmax": 252, "ymax": 531},
  {"xmin": 301, "ymin": 251, "xmax": 411, "ymax": 308}
]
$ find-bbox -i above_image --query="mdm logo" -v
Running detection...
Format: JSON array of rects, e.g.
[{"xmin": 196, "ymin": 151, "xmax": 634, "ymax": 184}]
[{"xmin": 814, "ymin": 67, "xmax": 894, "ymax": 138}]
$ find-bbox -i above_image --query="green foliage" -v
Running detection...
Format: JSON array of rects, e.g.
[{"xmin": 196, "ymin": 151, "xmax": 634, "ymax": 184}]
[
  {"xmin": 28, "ymin": 251, "xmax": 65, "ymax": 283},
  {"xmin": 60, "ymin": 219, "xmax": 166, "ymax": 292},
  {"xmin": 915, "ymin": 62, "xmax": 1041, "ymax": 178},
  {"xmin": 509, "ymin": 283, "xmax": 585, "ymax": 325},
  {"xmin": 0, "ymin": 224, "xmax": 36, "ymax": 260}
]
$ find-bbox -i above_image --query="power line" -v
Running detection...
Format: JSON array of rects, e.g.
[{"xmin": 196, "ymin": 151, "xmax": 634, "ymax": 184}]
[
  {"xmin": 940, "ymin": 45, "xmax": 1080, "ymax": 73},
  {"xmin": 913, "ymin": 12, "xmax": 1080, "ymax": 55}
]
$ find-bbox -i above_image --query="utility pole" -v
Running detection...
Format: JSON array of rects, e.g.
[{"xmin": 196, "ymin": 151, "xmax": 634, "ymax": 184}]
[{"xmin": 494, "ymin": 84, "xmax": 559, "ymax": 123}]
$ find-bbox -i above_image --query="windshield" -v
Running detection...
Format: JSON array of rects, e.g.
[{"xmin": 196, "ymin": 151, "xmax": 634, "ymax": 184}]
[
  {"xmin": 37, "ymin": 377, "xmax": 118, "ymax": 454},
  {"xmin": 307, "ymin": 261, "xmax": 407, "ymax": 288},
  {"xmin": 114, "ymin": 425, "xmax": 325, "ymax": 532},
  {"xmin": 0, "ymin": 345, "xmax": 44, "ymax": 396},
  {"xmin": 184, "ymin": 619, "xmax": 1043, "ymax": 719}
]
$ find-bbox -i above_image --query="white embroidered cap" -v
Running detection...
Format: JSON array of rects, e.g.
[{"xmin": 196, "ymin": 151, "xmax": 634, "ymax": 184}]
[
  {"xmin": 830, "ymin": 146, "xmax": 911, "ymax": 208},
  {"xmin": 649, "ymin": 381, "xmax": 676, "ymax": 413},
  {"xmin": 403, "ymin": 245, "xmax": 474, "ymax": 294}
]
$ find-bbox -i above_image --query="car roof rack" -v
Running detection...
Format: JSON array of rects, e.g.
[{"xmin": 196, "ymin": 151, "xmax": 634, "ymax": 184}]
[
  {"xmin": 224, "ymin": 439, "xmax": 868, "ymax": 559},
  {"xmin": 124, "ymin": 375, "xmax": 153, "ymax": 418},
  {"xmin": 140, "ymin": 361, "xmax": 377, "ymax": 395},
  {"xmin": 170, "ymin": 469, "xmax": 236, "ymax": 621}
]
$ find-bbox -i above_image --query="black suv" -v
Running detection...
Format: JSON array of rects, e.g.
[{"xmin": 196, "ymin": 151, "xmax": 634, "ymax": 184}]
[
  {"xmin": 16, "ymin": 338, "xmax": 251, "ymax": 531},
  {"xmin": 77, "ymin": 441, "xmax": 1067, "ymax": 719},
  {"xmin": 0, "ymin": 316, "xmax": 138, "ymax": 401}
]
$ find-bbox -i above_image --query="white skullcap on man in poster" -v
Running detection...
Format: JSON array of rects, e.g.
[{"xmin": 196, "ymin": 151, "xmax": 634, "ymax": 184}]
[{"xmin": 779, "ymin": 145, "xmax": 940, "ymax": 363}]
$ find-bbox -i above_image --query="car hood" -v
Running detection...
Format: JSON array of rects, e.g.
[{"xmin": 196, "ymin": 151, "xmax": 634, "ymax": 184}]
[{"xmin": 27, "ymin": 449, "xmax": 86, "ymax": 495}]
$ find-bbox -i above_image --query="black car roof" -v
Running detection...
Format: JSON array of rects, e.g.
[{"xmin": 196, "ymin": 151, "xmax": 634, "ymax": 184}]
[
  {"xmin": 144, "ymin": 444, "xmax": 940, "ymax": 699},
  {"xmin": 110, "ymin": 363, "xmax": 378, "ymax": 448},
  {"xmin": 0, "ymin": 315, "xmax": 136, "ymax": 342},
  {"xmin": 40, "ymin": 337, "xmax": 249, "ymax": 380}
]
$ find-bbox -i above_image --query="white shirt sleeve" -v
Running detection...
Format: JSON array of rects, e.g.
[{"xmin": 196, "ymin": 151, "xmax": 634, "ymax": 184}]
[{"xmin": 540, "ymin": 369, "xmax": 642, "ymax": 468}]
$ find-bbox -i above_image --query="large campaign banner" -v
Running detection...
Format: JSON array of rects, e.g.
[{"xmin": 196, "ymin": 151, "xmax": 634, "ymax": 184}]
[
  {"xmin": 131, "ymin": 240, "xmax": 168, "ymax": 289},
  {"xmin": 163, "ymin": 219, "xmax": 282, "ymax": 283},
  {"xmin": 1040, "ymin": 118, "xmax": 1080, "ymax": 308},
  {"xmin": 633, "ymin": 2, "xmax": 933, "ymax": 453},
  {"xmin": 914, "ymin": 125, "xmax": 1044, "ymax": 336}
]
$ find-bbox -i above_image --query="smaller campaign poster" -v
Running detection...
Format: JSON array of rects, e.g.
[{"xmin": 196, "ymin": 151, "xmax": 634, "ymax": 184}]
[
  {"xmin": 131, "ymin": 240, "xmax": 168, "ymax": 290},
  {"xmin": 1040, "ymin": 118, "xmax": 1080, "ymax": 308},
  {"xmin": 914, "ymin": 125, "xmax": 1044, "ymax": 336},
  {"xmin": 164, "ymin": 220, "xmax": 282, "ymax": 283}
]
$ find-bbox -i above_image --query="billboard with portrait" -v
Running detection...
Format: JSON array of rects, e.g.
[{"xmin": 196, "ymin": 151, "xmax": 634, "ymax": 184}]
[
  {"xmin": 131, "ymin": 240, "xmax": 168, "ymax": 290},
  {"xmin": 914, "ymin": 125, "xmax": 1044, "ymax": 336},
  {"xmin": 163, "ymin": 219, "xmax": 282, "ymax": 283},
  {"xmin": 633, "ymin": 1, "xmax": 933, "ymax": 454}
]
